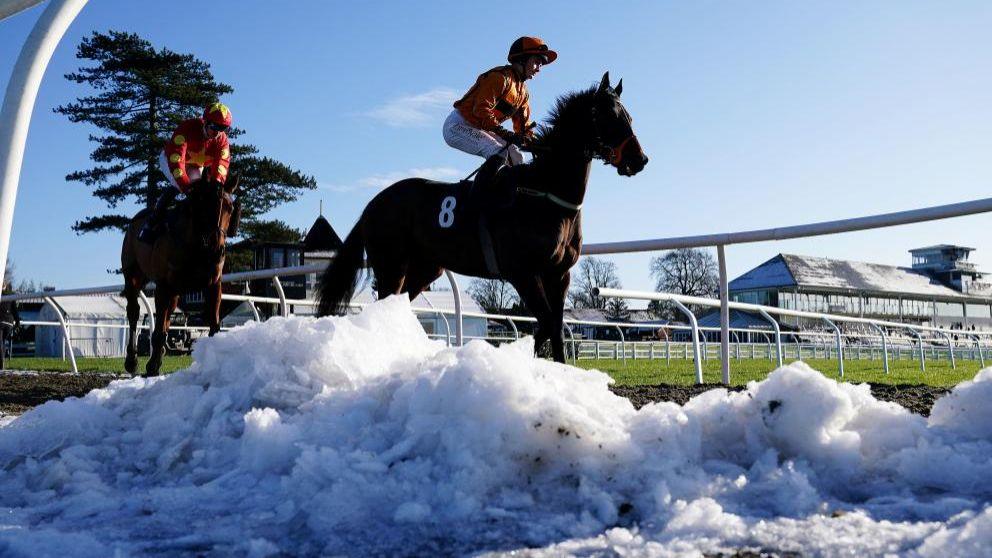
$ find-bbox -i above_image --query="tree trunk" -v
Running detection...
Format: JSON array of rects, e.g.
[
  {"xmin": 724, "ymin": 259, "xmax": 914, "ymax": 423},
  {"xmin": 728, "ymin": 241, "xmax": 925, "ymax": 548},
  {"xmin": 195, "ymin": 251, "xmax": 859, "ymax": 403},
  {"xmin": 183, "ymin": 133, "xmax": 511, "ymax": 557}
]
[{"xmin": 146, "ymin": 94, "xmax": 158, "ymax": 208}]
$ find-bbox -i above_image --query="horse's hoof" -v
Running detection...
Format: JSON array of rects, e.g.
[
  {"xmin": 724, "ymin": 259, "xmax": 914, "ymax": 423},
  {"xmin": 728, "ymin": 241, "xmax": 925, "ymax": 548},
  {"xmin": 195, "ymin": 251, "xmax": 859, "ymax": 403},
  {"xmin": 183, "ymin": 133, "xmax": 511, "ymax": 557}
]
[
  {"xmin": 145, "ymin": 360, "xmax": 162, "ymax": 376},
  {"xmin": 124, "ymin": 355, "xmax": 138, "ymax": 374}
]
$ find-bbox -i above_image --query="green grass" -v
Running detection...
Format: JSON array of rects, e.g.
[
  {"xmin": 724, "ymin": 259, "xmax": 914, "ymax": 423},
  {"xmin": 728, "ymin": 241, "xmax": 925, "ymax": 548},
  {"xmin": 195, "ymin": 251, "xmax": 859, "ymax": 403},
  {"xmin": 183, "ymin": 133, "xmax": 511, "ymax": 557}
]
[
  {"xmin": 575, "ymin": 357, "xmax": 984, "ymax": 387},
  {"xmin": 4, "ymin": 356, "xmax": 193, "ymax": 375},
  {"xmin": 3, "ymin": 354, "xmax": 984, "ymax": 388}
]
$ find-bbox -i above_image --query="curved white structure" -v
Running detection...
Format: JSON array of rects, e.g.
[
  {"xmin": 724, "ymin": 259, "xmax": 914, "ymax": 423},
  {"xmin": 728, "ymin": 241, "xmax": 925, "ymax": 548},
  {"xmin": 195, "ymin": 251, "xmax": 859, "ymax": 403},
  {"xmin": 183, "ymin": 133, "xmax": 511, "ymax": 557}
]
[{"xmin": 0, "ymin": 0, "xmax": 88, "ymax": 291}]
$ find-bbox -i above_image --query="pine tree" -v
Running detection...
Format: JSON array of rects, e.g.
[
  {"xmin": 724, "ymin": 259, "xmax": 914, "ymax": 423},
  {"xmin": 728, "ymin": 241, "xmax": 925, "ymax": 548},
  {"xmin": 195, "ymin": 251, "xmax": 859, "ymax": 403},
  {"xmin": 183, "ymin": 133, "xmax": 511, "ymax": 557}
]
[{"xmin": 55, "ymin": 30, "xmax": 315, "ymax": 234}]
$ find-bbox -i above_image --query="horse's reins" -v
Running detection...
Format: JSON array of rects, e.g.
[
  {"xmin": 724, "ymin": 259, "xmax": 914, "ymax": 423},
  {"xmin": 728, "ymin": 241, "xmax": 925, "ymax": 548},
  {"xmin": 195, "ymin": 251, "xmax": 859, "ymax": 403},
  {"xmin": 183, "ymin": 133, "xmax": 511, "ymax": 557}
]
[{"xmin": 590, "ymin": 105, "xmax": 638, "ymax": 168}]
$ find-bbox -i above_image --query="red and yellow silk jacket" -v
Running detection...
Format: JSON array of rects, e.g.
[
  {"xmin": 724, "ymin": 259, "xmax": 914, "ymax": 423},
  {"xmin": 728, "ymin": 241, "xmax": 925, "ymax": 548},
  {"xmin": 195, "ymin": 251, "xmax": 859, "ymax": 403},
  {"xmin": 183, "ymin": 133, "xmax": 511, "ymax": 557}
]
[
  {"xmin": 164, "ymin": 118, "xmax": 230, "ymax": 192},
  {"xmin": 453, "ymin": 65, "xmax": 533, "ymax": 136}
]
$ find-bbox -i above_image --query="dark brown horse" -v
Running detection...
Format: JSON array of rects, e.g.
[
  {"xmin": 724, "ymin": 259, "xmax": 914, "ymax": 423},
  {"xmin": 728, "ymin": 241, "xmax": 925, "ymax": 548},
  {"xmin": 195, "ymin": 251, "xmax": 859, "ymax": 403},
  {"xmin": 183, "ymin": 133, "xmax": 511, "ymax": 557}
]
[
  {"xmin": 121, "ymin": 177, "xmax": 241, "ymax": 375},
  {"xmin": 316, "ymin": 73, "xmax": 648, "ymax": 362}
]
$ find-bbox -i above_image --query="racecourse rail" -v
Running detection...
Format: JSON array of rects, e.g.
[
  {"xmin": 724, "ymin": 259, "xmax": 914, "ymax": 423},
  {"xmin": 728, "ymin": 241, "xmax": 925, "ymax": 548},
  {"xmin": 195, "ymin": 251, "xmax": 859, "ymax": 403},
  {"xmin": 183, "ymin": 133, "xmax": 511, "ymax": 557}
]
[{"xmin": 3, "ymin": 194, "xmax": 992, "ymax": 379}]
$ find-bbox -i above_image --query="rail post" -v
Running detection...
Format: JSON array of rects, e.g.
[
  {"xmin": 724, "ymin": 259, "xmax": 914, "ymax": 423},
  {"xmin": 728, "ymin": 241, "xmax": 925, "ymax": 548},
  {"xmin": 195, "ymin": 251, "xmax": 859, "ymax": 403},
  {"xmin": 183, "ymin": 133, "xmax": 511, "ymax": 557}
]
[
  {"xmin": 672, "ymin": 299, "xmax": 703, "ymax": 384},
  {"xmin": 757, "ymin": 308, "xmax": 783, "ymax": 368},
  {"xmin": 974, "ymin": 334, "xmax": 985, "ymax": 367},
  {"xmin": 564, "ymin": 323, "xmax": 576, "ymax": 363},
  {"xmin": 906, "ymin": 327, "xmax": 926, "ymax": 373},
  {"xmin": 44, "ymin": 297, "xmax": 77, "ymax": 374},
  {"xmin": 271, "ymin": 276, "xmax": 289, "ymax": 317},
  {"xmin": 870, "ymin": 323, "xmax": 890, "ymax": 375},
  {"xmin": 936, "ymin": 331, "xmax": 956, "ymax": 369},
  {"xmin": 823, "ymin": 318, "xmax": 844, "ymax": 378},
  {"xmin": 717, "ymin": 244, "xmax": 730, "ymax": 384},
  {"xmin": 444, "ymin": 270, "xmax": 463, "ymax": 346},
  {"xmin": 615, "ymin": 325, "xmax": 626, "ymax": 363}
]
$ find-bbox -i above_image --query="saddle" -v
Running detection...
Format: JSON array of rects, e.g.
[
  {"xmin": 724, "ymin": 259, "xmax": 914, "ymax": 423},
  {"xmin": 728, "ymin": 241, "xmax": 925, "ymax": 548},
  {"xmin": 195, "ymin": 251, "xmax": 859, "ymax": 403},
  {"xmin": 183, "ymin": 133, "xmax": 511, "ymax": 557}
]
[{"xmin": 135, "ymin": 200, "xmax": 189, "ymax": 243}]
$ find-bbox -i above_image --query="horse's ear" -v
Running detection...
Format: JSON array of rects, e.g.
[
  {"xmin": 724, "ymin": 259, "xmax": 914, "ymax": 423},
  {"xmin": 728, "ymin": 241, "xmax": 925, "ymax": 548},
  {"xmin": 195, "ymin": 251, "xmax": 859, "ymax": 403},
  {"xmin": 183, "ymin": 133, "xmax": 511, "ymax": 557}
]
[
  {"xmin": 598, "ymin": 72, "xmax": 611, "ymax": 94},
  {"xmin": 615, "ymin": 78, "xmax": 622, "ymax": 97}
]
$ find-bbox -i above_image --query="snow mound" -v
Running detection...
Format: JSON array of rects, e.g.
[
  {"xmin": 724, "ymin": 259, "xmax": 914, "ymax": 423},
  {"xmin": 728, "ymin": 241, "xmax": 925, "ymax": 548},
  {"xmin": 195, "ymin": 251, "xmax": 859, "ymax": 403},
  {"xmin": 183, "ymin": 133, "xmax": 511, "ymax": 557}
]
[{"xmin": 1, "ymin": 295, "xmax": 991, "ymax": 556}]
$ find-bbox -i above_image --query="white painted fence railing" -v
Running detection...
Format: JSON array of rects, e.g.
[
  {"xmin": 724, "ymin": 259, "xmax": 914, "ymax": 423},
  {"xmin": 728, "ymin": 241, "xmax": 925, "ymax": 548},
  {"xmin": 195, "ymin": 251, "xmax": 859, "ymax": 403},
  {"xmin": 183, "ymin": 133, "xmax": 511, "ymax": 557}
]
[{"xmin": 594, "ymin": 287, "xmax": 992, "ymax": 384}]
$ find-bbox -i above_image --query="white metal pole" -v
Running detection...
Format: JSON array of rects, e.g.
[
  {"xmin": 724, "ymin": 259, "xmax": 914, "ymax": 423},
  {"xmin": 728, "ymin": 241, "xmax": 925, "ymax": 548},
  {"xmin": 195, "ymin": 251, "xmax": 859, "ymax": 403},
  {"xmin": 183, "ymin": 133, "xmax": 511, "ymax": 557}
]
[
  {"xmin": 823, "ymin": 318, "xmax": 844, "ymax": 377},
  {"xmin": 717, "ymin": 245, "xmax": 730, "ymax": 384},
  {"xmin": 444, "ymin": 270, "xmax": 463, "ymax": 346},
  {"xmin": 906, "ymin": 327, "xmax": 926, "ymax": 373},
  {"xmin": 0, "ymin": 0, "xmax": 89, "ymax": 292},
  {"xmin": 44, "ymin": 296, "xmax": 76, "ymax": 373},
  {"xmin": 672, "ymin": 299, "xmax": 703, "ymax": 384},
  {"xmin": 757, "ymin": 308, "xmax": 783, "ymax": 368},
  {"xmin": 272, "ymin": 276, "xmax": 288, "ymax": 317},
  {"xmin": 870, "ymin": 323, "xmax": 890, "ymax": 375},
  {"xmin": 938, "ymin": 331, "xmax": 956, "ymax": 369},
  {"xmin": 974, "ymin": 334, "xmax": 985, "ymax": 368}
]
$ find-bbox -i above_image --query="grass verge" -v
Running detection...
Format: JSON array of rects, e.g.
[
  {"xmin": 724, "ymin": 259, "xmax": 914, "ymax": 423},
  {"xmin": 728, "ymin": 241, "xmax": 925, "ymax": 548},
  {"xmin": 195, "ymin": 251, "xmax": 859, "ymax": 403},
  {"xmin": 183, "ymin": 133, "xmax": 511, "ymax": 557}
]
[{"xmin": 2, "ymin": 355, "xmax": 983, "ymax": 388}]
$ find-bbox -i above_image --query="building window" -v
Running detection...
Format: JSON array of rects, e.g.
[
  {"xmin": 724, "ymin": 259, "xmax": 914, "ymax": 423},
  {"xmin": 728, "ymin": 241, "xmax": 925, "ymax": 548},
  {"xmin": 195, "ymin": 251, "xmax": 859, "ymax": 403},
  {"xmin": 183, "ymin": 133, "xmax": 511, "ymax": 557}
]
[{"xmin": 271, "ymin": 249, "xmax": 284, "ymax": 268}]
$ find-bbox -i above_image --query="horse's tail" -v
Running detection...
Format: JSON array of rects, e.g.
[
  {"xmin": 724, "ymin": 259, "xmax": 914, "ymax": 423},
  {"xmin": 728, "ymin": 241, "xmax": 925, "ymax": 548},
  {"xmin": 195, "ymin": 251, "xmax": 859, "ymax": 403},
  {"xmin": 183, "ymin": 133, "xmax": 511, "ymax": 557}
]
[{"xmin": 316, "ymin": 218, "xmax": 367, "ymax": 316}]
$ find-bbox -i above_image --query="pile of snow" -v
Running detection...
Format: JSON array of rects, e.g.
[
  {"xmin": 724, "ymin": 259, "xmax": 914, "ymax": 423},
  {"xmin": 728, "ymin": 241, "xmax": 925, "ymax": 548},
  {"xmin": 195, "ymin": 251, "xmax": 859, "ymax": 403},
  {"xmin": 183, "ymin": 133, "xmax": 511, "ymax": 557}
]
[{"xmin": 2, "ymin": 295, "xmax": 992, "ymax": 556}]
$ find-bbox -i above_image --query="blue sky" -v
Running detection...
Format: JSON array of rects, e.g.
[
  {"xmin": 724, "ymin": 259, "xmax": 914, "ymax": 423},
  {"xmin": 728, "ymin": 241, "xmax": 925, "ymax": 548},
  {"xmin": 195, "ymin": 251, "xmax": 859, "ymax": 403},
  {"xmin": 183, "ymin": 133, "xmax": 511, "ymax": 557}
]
[{"xmin": 2, "ymin": 1, "xmax": 991, "ymax": 293}]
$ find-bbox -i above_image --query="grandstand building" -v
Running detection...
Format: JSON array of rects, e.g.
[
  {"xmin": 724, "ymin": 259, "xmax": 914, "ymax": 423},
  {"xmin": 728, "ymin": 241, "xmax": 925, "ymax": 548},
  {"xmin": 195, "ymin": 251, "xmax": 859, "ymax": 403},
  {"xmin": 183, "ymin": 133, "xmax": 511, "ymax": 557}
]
[{"xmin": 729, "ymin": 245, "xmax": 992, "ymax": 330}]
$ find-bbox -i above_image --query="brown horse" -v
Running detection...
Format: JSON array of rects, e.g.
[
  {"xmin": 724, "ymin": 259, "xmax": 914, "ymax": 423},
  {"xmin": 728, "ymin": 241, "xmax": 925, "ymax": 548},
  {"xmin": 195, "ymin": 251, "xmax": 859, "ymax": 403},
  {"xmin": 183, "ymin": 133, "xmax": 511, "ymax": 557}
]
[
  {"xmin": 316, "ymin": 73, "xmax": 648, "ymax": 362},
  {"xmin": 121, "ymin": 177, "xmax": 241, "ymax": 375}
]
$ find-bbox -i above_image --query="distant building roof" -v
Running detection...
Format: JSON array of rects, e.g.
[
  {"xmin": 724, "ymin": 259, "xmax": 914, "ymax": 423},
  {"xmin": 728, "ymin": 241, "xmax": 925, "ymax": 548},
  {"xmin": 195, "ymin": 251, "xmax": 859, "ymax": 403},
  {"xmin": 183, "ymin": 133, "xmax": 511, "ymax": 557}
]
[
  {"xmin": 730, "ymin": 253, "xmax": 977, "ymax": 300},
  {"xmin": 909, "ymin": 244, "xmax": 975, "ymax": 253},
  {"xmin": 303, "ymin": 215, "xmax": 343, "ymax": 252}
]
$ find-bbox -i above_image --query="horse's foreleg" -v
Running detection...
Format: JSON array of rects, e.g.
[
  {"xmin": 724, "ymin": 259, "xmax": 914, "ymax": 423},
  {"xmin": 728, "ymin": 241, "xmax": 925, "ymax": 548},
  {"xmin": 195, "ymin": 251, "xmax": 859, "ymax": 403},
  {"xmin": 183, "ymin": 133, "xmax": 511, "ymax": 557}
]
[
  {"xmin": 511, "ymin": 275, "xmax": 555, "ymax": 360},
  {"xmin": 542, "ymin": 270, "xmax": 571, "ymax": 363},
  {"xmin": 147, "ymin": 290, "xmax": 179, "ymax": 376},
  {"xmin": 124, "ymin": 284, "xmax": 141, "ymax": 375},
  {"xmin": 205, "ymin": 281, "xmax": 222, "ymax": 336}
]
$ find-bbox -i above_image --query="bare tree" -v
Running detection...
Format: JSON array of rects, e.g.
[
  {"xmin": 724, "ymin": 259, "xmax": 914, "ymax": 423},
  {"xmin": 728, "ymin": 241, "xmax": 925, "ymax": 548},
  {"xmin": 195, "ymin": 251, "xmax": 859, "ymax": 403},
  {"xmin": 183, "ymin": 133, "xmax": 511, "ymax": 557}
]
[
  {"xmin": 604, "ymin": 296, "xmax": 630, "ymax": 322},
  {"xmin": 568, "ymin": 257, "xmax": 621, "ymax": 309},
  {"xmin": 649, "ymin": 248, "xmax": 719, "ymax": 318},
  {"xmin": 467, "ymin": 278, "xmax": 519, "ymax": 314}
]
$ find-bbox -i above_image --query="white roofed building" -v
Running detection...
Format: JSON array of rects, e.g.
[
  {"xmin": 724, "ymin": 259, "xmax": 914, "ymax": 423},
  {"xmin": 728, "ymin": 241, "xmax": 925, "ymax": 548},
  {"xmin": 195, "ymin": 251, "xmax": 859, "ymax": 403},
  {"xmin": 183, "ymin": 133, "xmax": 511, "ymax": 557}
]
[{"xmin": 729, "ymin": 246, "xmax": 992, "ymax": 330}]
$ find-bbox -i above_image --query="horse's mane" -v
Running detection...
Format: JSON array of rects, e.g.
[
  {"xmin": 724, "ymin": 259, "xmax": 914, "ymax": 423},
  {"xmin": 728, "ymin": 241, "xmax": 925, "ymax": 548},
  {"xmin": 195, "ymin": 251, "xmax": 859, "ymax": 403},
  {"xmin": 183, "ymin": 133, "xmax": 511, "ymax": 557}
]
[{"xmin": 531, "ymin": 85, "xmax": 597, "ymax": 150}]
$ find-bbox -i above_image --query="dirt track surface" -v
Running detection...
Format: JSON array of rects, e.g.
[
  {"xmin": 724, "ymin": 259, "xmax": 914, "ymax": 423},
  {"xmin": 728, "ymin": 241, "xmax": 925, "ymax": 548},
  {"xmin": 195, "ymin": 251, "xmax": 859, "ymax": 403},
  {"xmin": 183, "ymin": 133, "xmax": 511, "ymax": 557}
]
[{"xmin": 1, "ymin": 371, "xmax": 951, "ymax": 418}]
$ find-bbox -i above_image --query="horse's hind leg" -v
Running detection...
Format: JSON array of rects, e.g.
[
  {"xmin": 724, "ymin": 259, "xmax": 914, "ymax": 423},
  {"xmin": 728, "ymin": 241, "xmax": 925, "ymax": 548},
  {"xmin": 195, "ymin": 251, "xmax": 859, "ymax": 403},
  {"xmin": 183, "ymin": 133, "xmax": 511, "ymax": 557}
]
[
  {"xmin": 403, "ymin": 263, "xmax": 443, "ymax": 301},
  {"xmin": 123, "ymin": 273, "xmax": 143, "ymax": 375},
  {"xmin": 372, "ymin": 261, "xmax": 407, "ymax": 300},
  {"xmin": 511, "ymin": 274, "xmax": 556, "ymax": 360}
]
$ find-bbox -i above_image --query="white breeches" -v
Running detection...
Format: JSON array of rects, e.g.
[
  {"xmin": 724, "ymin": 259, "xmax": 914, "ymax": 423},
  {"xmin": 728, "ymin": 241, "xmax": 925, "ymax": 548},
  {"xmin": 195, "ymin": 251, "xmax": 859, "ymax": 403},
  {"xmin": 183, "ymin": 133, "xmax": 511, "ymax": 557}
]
[
  {"xmin": 442, "ymin": 110, "xmax": 524, "ymax": 166},
  {"xmin": 159, "ymin": 150, "xmax": 201, "ymax": 191}
]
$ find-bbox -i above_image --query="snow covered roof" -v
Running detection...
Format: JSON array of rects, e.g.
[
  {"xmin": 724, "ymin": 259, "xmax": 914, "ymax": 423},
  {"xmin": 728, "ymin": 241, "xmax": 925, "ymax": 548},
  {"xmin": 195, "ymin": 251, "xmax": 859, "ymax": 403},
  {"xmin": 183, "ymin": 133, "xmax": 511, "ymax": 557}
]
[{"xmin": 730, "ymin": 254, "xmax": 983, "ymax": 300}]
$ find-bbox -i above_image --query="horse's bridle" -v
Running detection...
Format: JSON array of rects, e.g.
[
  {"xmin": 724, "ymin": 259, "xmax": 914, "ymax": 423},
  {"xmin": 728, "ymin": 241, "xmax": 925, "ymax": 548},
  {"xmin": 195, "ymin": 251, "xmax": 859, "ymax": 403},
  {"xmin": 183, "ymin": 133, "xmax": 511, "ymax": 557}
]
[
  {"xmin": 590, "ymin": 103, "xmax": 639, "ymax": 168},
  {"xmin": 192, "ymin": 188, "xmax": 232, "ymax": 257}
]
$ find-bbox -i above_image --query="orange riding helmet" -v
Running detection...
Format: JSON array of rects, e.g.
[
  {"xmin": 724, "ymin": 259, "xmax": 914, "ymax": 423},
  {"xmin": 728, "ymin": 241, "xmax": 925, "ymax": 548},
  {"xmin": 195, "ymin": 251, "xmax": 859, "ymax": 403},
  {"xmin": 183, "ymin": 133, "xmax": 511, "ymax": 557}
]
[
  {"xmin": 507, "ymin": 36, "xmax": 557, "ymax": 65},
  {"xmin": 203, "ymin": 102, "xmax": 233, "ymax": 129}
]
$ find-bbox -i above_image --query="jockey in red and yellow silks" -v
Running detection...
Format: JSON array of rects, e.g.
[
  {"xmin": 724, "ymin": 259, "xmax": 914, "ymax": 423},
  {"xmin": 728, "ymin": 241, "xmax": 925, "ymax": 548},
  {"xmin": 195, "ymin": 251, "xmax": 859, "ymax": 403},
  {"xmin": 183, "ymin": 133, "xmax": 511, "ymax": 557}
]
[
  {"xmin": 162, "ymin": 113, "xmax": 231, "ymax": 192},
  {"xmin": 138, "ymin": 102, "xmax": 233, "ymax": 243},
  {"xmin": 443, "ymin": 37, "xmax": 556, "ymax": 190}
]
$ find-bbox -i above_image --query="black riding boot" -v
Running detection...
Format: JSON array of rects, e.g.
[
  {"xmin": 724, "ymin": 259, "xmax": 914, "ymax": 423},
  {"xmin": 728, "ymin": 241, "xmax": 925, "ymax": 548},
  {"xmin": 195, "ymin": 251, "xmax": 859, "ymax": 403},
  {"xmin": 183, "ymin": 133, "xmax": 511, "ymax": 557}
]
[{"xmin": 138, "ymin": 188, "xmax": 178, "ymax": 243}]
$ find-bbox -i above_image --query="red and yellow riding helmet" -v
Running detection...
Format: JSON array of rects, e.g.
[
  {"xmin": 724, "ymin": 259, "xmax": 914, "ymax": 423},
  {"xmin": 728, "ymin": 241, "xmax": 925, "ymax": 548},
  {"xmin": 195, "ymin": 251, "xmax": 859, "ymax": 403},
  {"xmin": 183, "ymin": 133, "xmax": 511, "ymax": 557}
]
[{"xmin": 203, "ymin": 102, "xmax": 232, "ymax": 130}]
